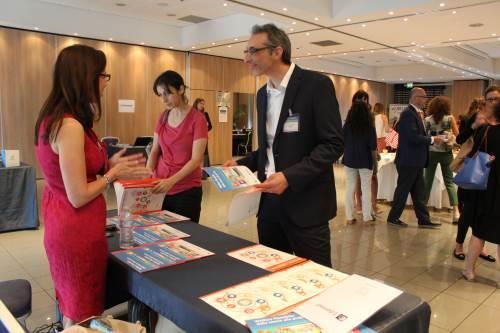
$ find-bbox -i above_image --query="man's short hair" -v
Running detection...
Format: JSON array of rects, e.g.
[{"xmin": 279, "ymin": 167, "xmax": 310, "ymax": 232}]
[
  {"xmin": 251, "ymin": 24, "xmax": 291, "ymax": 65},
  {"xmin": 484, "ymin": 85, "xmax": 500, "ymax": 97},
  {"xmin": 409, "ymin": 87, "xmax": 425, "ymax": 99}
]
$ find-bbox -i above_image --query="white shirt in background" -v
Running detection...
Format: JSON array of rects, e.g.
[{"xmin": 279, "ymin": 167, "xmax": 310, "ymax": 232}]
[{"xmin": 265, "ymin": 63, "xmax": 295, "ymax": 178}]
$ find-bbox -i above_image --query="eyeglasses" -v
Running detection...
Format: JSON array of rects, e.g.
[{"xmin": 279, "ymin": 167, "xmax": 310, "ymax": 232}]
[
  {"xmin": 243, "ymin": 46, "xmax": 275, "ymax": 55},
  {"xmin": 414, "ymin": 95, "xmax": 429, "ymax": 99},
  {"xmin": 486, "ymin": 97, "xmax": 500, "ymax": 103},
  {"xmin": 98, "ymin": 73, "xmax": 111, "ymax": 82}
]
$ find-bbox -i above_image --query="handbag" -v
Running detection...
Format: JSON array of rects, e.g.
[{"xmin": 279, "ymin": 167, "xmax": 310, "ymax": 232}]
[
  {"xmin": 450, "ymin": 136, "xmax": 474, "ymax": 172},
  {"xmin": 385, "ymin": 129, "xmax": 399, "ymax": 149},
  {"xmin": 453, "ymin": 127, "xmax": 492, "ymax": 190}
]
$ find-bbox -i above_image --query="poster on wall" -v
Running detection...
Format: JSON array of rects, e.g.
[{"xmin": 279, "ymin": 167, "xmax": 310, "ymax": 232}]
[
  {"xmin": 218, "ymin": 106, "xmax": 228, "ymax": 123},
  {"xmin": 118, "ymin": 99, "xmax": 135, "ymax": 113},
  {"xmin": 388, "ymin": 104, "xmax": 407, "ymax": 124}
]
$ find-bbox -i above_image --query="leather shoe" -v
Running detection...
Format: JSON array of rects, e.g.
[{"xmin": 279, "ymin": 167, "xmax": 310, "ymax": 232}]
[
  {"xmin": 387, "ymin": 219, "xmax": 408, "ymax": 227},
  {"xmin": 418, "ymin": 221, "xmax": 441, "ymax": 228}
]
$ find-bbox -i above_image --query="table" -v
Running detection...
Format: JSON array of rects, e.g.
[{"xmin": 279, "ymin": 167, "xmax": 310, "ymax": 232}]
[
  {"xmin": 0, "ymin": 164, "xmax": 39, "ymax": 232},
  {"xmin": 106, "ymin": 221, "xmax": 431, "ymax": 333},
  {"xmin": 377, "ymin": 153, "xmax": 454, "ymax": 209}
]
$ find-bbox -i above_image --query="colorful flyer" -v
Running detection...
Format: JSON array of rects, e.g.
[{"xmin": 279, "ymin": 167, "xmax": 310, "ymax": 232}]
[
  {"xmin": 132, "ymin": 224, "xmax": 190, "ymax": 245},
  {"xmin": 204, "ymin": 166, "xmax": 260, "ymax": 192},
  {"xmin": 112, "ymin": 239, "xmax": 214, "ymax": 273},
  {"xmin": 227, "ymin": 244, "xmax": 307, "ymax": 272},
  {"xmin": 106, "ymin": 214, "xmax": 161, "ymax": 228},
  {"xmin": 106, "ymin": 210, "xmax": 189, "ymax": 228},
  {"xmin": 200, "ymin": 261, "xmax": 349, "ymax": 325}
]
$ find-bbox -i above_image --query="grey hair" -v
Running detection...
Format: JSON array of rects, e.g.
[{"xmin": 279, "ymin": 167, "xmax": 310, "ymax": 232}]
[
  {"xmin": 409, "ymin": 87, "xmax": 425, "ymax": 99},
  {"xmin": 251, "ymin": 24, "xmax": 291, "ymax": 65}
]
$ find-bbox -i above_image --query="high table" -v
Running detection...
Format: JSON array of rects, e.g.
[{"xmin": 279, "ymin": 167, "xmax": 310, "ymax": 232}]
[
  {"xmin": 0, "ymin": 163, "xmax": 39, "ymax": 232},
  {"xmin": 106, "ymin": 221, "xmax": 431, "ymax": 333}
]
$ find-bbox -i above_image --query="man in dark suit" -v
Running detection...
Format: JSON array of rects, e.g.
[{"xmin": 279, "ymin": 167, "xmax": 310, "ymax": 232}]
[
  {"xmin": 224, "ymin": 24, "xmax": 343, "ymax": 267},
  {"xmin": 387, "ymin": 87, "xmax": 443, "ymax": 228}
]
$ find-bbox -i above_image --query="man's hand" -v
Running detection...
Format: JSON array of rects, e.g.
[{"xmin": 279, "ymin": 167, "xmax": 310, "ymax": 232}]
[
  {"xmin": 254, "ymin": 172, "xmax": 288, "ymax": 195},
  {"xmin": 223, "ymin": 160, "xmax": 238, "ymax": 167}
]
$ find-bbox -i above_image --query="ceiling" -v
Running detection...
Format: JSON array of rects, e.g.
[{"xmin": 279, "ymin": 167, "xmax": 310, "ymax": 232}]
[{"xmin": 1, "ymin": 0, "xmax": 500, "ymax": 83}]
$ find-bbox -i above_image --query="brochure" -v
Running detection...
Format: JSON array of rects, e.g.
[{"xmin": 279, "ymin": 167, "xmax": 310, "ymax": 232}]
[
  {"xmin": 246, "ymin": 313, "xmax": 376, "ymax": 333},
  {"xmin": 227, "ymin": 244, "xmax": 307, "ymax": 272},
  {"xmin": 106, "ymin": 210, "xmax": 189, "ymax": 228},
  {"xmin": 226, "ymin": 191, "xmax": 261, "ymax": 226},
  {"xmin": 295, "ymin": 274, "xmax": 402, "ymax": 333},
  {"xmin": 132, "ymin": 224, "xmax": 190, "ymax": 245},
  {"xmin": 112, "ymin": 239, "xmax": 214, "ymax": 273},
  {"xmin": 200, "ymin": 261, "xmax": 349, "ymax": 325},
  {"xmin": 113, "ymin": 178, "xmax": 166, "ymax": 214},
  {"xmin": 204, "ymin": 166, "xmax": 260, "ymax": 192}
]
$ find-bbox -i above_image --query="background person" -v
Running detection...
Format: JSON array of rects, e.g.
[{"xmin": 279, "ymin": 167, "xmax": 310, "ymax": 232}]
[{"xmin": 193, "ymin": 98, "xmax": 212, "ymax": 179}]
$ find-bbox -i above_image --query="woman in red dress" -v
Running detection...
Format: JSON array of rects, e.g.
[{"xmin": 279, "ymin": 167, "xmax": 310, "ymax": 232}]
[{"xmin": 34, "ymin": 45, "xmax": 150, "ymax": 327}]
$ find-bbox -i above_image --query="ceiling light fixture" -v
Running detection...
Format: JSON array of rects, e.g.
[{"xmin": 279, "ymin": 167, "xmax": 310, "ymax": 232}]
[
  {"xmin": 361, "ymin": 24, "xmax": 367, "ymax": 27},
  {"xmin": 260, "ymin": 12, "xmax": 264, "ymax": 16},
  {"xmin": 314, "ymin": 17, "xmax": 319, "ymax": 21},
  {"xmin": 34, "ymin": 27, "xmax": 39, "ymax": 30},
  {"xmin": 448, "ymin": 38, "xmax": 453, "ymax": 41},
  {"xmin": 282, "ymin": 7, "xmax": 287, "ymax": 11},
  {"xmin": 140, "ymin": 42, "xmax": 145, "ymax": 45},
  {"xmin": 439, "ymin": 3, "xmax": 445, "ymax": 7},
  {"xmin": 191, "ymin": 46, "xmax": 195, "ymax": 49},
  {"xmin": 207, "ymin": 49, "xmax": 211, "ymax": 51},
  {"xmin": 109, "ymin": 37, "xmax": 113, "ymax": 41},
  {"xmin": 403, "ymin": 17, "xmax": 408, "ymax": 22},
  {"xmin": 492, "ymin": 33, "xmax": 497, "ymax": 36},
  {"xmin": 223, "ymin": 3, "xmax": 228, "ymax": 6},
  {"xmin": 452, "ymin": 10, "xmax": 457, "ymax": 14},
  {"xmin": 389, "ymin": 11, "xmax": 394, "ymax": 15},
  {"xmin": 169, "ymin": 46, "xmax": 173, "ymax": 49},
  {"xmin": 343, "ymin": 53, "xmax": 347, "ymax": 55},
  {"xmin": 289, "ymin": 28, "xmax": 294, "ymax": 31},
  {"xmin": 73, "ymin": 32, "xmax": 78, "ymax": 36},
  {"xmin": 212, "ymin": 42, "xmax": 216, "ymax": 45},
  {"xmin": 305, "ymin": 32, "xmax": 310, "ymax": 36},
  {"xmin": 346, "ymin": 18, "xmax": 351, "ymax": 22},
  {"xmin": 292, "ymin": 21, "xmax": 296, "ymax": 25},
  {"xmin": 227, "ymin": 45, "xmax": 232, "ymax": 48}
]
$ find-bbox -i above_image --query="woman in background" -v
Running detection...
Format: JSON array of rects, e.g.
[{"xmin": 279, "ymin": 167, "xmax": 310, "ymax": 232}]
[
  {"xmin": 35, "ymin": 45, "xmax": 149, "ymax": 327},
  {"xmin": 193, "ymin": 98, "xmax": 212, "ymax": 179},
  {"xmin": 147, "ymin": 71, "xmax": 208, "ymax": 223},
  {"xmin": 343, "ymin": 101, "xmax": 378, "ymax": 224},
  {"xmin": 374, "ymin": 103, "xmax": 390, "ymax": 153},
  {"xmin": 423, "ymin": 96, "xmax": 459, "ymax": 223}
]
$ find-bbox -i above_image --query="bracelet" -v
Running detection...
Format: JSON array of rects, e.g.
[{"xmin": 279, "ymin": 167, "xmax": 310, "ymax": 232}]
[{"xmin": 102, "ymin": 174, "xmax": 112, "ymax": 185}]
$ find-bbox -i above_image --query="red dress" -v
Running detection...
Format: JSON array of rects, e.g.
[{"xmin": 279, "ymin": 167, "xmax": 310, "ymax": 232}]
[{"xmin": 36, "ymin": 117, "xmax": 107, "ymax": 322}]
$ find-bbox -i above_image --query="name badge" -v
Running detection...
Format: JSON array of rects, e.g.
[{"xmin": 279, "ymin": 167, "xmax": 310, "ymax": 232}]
[{"xmin": 283, "ymin": 112, "xmax": 300, "ymax": 133}]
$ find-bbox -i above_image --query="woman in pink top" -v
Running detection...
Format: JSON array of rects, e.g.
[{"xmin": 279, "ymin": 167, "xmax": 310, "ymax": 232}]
[{"xmin": 148, "ymin": 71, "xmax": 208, "ymax": 222}]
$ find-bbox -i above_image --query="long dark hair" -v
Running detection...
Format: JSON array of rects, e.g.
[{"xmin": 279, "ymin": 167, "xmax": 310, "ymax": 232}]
[
  {"xmin": 35, "ymin": 44, "xmax": 106, "ymax": 145},
  {"xmin": 193, "ymin": 98, "xmax": 205, "ymax": 111},
  {"xmin": 153, "ymin": 70, "xmax": 188, "ymax": 132},
  {"xmin": 345, "ymin": 101, "xmax": 374, "ymax": 135},
  {"xmin": 427, "ymin": 96, "xmax": 451, "ymax": 124},
  {"xmin": 352, "ymin": 90, "xmax": 370, "ymax": 104}
]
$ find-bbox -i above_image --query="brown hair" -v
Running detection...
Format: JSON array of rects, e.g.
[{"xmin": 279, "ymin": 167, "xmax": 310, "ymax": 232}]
[
  {"xmin": 193, "ymin": 98, "xmax": 205, "ymax": 111},
  {"xmin": 466, "ymin": 97, "xmax": 485, "ymax": 118},
  {"xmin": 35, "ymin": 44, "xmax": 106, "ymax": 144},
  {"xmin": 373, "ymin": 103, "xmax": 385, "ymax": 115},
  {"xmin": 427, "ymin": 96, "xmax": 451, "ymax": 124},
  {"xmin": 484, "ymin": 85, "xmax": 500, "ymax": 98}
]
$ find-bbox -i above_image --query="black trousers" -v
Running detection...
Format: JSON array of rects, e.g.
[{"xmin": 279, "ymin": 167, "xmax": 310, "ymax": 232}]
[
  {"xmin": 456, "ymin": 187, "xmax": 473, "ymax": 244},
  {"xmin": 387, "ymin": 165, "xmax": 431, "ymax": 224},
  {"xmin": 161, "ymin": 187, "xmax": 202, "ymax": 223},
  {"xmin": 257, "ymin": 194, "xmax": 332, "ymax": 267}
]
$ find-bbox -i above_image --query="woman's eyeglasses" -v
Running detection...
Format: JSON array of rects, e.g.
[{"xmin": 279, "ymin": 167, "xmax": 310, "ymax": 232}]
[{"xmin": 98, "ymin": 73, "xmax": 111, "ymax": 82}]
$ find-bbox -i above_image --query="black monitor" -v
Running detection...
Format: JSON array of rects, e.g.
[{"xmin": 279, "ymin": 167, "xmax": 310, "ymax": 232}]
[{"xmin": 133, "ymin": 136, "xmax": 153, "ymax": 146}]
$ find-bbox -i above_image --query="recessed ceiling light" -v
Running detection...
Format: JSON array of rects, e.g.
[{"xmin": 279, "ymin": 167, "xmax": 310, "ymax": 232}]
[
  {"xmin": 346, "ymin": 18, "xmax": 351, "ymax": 22},
  {"xmin": 260, "ymin": 12, "xmax": 264, "ymax": 16},
  {"xmin": 370, "ymin": 50, "xmax": 374, "ymax": 53},
  {"xmin": 227, "ymin": 45, "xmax": 232, "ymax": 48},
  {"xmin": 140, "ymin": 42, "xmax": 145, "ymax": 45},
  {"xmin": 411, "ymin": 41, "xmax": 416, "ymax": 45},
  {"xmin": 314, "ymin": 17, "xmax": 319, "ymax": 21},
  {"xmin": 115, "ymin": 2, "xmax": 126, "ymax": 6},
  {"xmin": 307, "ymin": 52, "xmax": 311, "ymax": 55},
  {"xmin": 289, "ymin": 28, "xmax": 294, "ymax": 32},
  {"xmin": 108, "ymin": 37, "xmax": 113, "ymax": 41},
  {"xmin": 305, "ymin": 32, "xmax": 310, "ymax": 36},
  {"xmin": 191, "ymin": 46, "xmax": 195, "ymax": 49},
  {"xmin": 207, "ymin": 49, "xmax": 211, "ymax": 51},
  {"xmin": 448, "ymin": 38, "xmax": 453, "ymax": 41},
  {"xmin": 452, "ymin": 10, "xmax": 457, "ymax": 14},
  {"xmin": 34, "ymin": 27, "xmax": 39, "ymax": 30},
  {"xmin": 169, "ymin": 46, "xmax": 173, "ymax": 49},
  {"xmin": 212, "ymin": 42, "xmax": 216, "ymax": 45},
  {"xmin": 318, "ymin": 55, "xmax": 322, "ymax": 58},
  {"xmin": 361, "ymin": 24, "xmax": 366, "ymax": 27},
  {"xmin": 393, "ymin": 50, "xmax": 398, "ymax": 54},
  {"xmin": 457, "ymin": 42, "xmax": 461, "ymax": 45},
  {"xmin": 403, "ymin": 17, "xmax": 408, "ymax": 22},
  {"xmin": 360, "ymin": 47, "xmax": 364, "ymax": 50},
  {"xmin": 492, "ymin": 33, "xmax": 497, "ymax": 36},
  {"xmin": 292, "ymin": 21, "xmax": 296, "ymax": 25},
  {"xmin": 388, "ymin": 11, "xmax": 394, "ymax": 15},
  {"xmin": 73, "ymin": 32, "xmax": 78, "ymax": 36},
  {"xmin": 400, "ymin": 78, "xmax": 403, "ymax": 81},
  {"xmin": 343, "ymin": 53, "xmax": 347, "ymax": 55},
  {"xmin": 234, "ymin": 38, "xmax": 239, "ymax": 41},
  {"xmin": 498, "ymin": 37, "xmax": 500, "ymax": 40},
  {"xmin": 440, "ymin": 3, "xmax": 445, "ymax": 7},
  {"xmin": 223, "ymin": 3, "xmax": 228, "ymax": 6},
  {"xmin": 282, "ymin": 7, "xmax": 287, "ymax": 11}
]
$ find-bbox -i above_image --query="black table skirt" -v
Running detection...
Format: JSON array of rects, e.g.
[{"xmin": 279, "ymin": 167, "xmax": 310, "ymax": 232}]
[
  {"xmin": 106, "ymin": 222, "xmax": 430, "ymax": 333},
  {"xmin": 0, "ymin": 164, "xmax": 39, "ymax": 232}
]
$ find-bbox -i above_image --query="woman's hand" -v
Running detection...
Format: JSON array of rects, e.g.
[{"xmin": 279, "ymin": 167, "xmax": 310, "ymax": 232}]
[
  {"xmin": 152, "ymin": 178, "xmax": 176, "ymax": 194},
  {"xmin": 108, "ymin": 152, "xmax": 151, "ymax": 180},
  {"xmin": 109, "ymin": 149, "xmax": 146, "ymax": 169}
]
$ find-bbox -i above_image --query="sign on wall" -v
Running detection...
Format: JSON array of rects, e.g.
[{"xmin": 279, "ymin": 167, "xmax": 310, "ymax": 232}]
[
  {"xmin": 388, "ymin": 104, "xmax": 407, "ymax": 124},
  {"xmin": 218, "ymin": 106, "xmax": 228, "ymax": 123},
  {"xmin": 118, "ymin": 99, "xmax": 135, "ymax": 113}
]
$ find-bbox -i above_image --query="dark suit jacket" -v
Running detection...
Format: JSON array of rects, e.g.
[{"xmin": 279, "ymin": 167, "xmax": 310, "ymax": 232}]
[
  {"xmin": 237, "ymin": 65, "xmax": 344, "ymax": 227},
  {"xmin": 395, "ymin": 105, "xmax": 431, "ymax": 168}
]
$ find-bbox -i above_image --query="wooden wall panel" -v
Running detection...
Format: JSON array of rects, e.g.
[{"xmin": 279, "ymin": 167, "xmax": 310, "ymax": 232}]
[
  {"xmin": 223, "ymin": 58, "xmax": 255, "ymax": 94},
  {"xmin": 189, "ymin": 53, "xmax": 224, "ymax": 91},
  {"xmin": 451, "ymin": 80, "xmax": 486, "ymax": 118},
  {"xmin": 148, "ymin": 49, "xmax": 186, "ymax": 134},
  {"xmin": 0, "ymin": 28, "xmax": 55, "ymax": 174},
  {"xmin": 104, "ymin": 43, "xmax": 149, "ymax": 144}
]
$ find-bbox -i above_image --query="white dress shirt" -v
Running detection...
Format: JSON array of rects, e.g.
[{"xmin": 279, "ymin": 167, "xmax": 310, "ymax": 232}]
[{"xmin": 265, "ymin": 63, "xmax": 295, "ymax": 178}]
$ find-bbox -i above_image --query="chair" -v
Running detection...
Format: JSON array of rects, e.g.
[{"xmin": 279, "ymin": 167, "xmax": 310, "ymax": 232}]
[
  {"xmin": 133, "ymin": 136, "xmax": 153, "ymax": 147},
  {"xmin": 237, "ymin": 130, "xmax": 252, "ymax": 156},
  {"xmin": 101, "ymin": 136, "xmax": 120, "ymax": 147},
  {"xmin": 0, "ymin": 279, "xmax": 31, "ymax": 330}
]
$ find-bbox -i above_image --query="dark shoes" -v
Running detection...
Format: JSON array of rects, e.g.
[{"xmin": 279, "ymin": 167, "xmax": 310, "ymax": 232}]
[
  {"xmin": 387, "ymin": 220, "xmax": 408, "ymax": 227},
  {"xmin": 453, "ymin": 250, "xmax": 466, "ymax": 260},
  {"xmin": 418, "ymin": 221, "xmax": 441, "ymax": 228},
  {"xmin": 479, "ymin": 253, "xmax": 496, "ymax": 263}
]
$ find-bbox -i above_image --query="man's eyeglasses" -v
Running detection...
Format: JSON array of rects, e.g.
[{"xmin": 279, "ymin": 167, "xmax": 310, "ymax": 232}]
[
  {"xmin": 414, "ymin": 95, "xmax": 429, "ymax": 99},
  {"xmin": 486, "ymin": 97, "xmax": 500, "ymax": 103},
  {"xmin": 243, "ymin": 46, "xmax": 275, "ymax": 55},
  {"xmin": 98, "ymin": 73, "xmax": 111, "ymax": 82}
]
